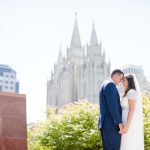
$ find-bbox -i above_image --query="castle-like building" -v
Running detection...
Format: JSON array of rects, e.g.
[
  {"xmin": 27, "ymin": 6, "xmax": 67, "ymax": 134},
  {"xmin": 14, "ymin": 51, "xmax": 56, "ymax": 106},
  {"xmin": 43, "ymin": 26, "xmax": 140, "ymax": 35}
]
[{"xmin": 47, "ymin": 17, "xmax": 111, "ymax": 107}]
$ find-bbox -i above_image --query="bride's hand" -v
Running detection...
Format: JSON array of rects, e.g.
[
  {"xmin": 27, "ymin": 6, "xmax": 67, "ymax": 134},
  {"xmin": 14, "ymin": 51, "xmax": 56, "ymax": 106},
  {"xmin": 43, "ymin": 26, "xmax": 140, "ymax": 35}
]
[{"xmin": 122, "ymin": 124, "xmax": 129, "ymax": 133}]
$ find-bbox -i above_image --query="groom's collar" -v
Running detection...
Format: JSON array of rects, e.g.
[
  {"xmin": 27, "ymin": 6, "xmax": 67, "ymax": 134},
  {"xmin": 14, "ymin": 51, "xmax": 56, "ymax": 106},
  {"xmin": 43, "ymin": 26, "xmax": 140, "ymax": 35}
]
[
  {"xmin": 108, "ymin": 78, "xmax": 114, "ymax": 83},
  {"xmin": 108, "ymin": 78, "xmax": 118, "ymax": 86}
]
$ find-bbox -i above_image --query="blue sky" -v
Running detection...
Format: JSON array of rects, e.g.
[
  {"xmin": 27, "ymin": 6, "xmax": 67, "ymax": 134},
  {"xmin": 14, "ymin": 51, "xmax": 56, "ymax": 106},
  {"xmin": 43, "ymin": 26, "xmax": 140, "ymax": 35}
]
[{"xmin": 0, "ymin": 0, "xmax": 150, "ymax": 123}]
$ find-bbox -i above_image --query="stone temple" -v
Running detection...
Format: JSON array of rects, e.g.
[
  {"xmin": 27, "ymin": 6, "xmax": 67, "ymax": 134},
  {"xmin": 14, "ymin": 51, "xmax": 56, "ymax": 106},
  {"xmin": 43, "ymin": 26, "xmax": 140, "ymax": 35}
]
[{"xmin": 47, "ymin": 17, "xmax": 111, "ymax": 107}]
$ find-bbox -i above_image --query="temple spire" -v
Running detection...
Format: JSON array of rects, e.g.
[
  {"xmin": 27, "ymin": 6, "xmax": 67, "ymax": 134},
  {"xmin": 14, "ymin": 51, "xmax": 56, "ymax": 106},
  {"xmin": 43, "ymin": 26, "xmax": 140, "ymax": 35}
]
[
  {"xmin": 103, "ymin": 49, "xmax": 106, "ymax": 59},
  {"xmin": 108, "ymin": 58, "xmax": 111, "ymax": 65},
  {"xmin": 57, "ymin": 45, "xmax": 63, "ymax": 65},
  {"xmin": 70, "ymin": 13, "xmax": 82, "ymax": 49},
  {"xmin": 90, "ymin": 22, "xmax": 98, "ymax": 46}
]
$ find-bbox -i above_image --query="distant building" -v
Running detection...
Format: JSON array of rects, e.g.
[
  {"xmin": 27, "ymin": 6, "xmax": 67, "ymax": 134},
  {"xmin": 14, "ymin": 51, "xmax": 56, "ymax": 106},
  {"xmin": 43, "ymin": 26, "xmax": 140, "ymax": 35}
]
[
  {"xmin": 47, "ymin": 17, "xmax": 111, "ymax": 107},
  {"xmin": 0, "ymin": 64, "xmax": 19, "ymax": 93},
  {"xmin": 121, "ymin": 64, "xmax": 150, "ymax": 92}
]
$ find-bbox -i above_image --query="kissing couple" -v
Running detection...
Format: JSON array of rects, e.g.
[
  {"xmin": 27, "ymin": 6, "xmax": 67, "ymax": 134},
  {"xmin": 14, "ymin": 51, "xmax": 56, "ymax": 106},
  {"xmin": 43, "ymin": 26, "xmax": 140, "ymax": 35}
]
[{"xmin": 98, "ymin": 69, "xmax": 144, "ymax": 150}]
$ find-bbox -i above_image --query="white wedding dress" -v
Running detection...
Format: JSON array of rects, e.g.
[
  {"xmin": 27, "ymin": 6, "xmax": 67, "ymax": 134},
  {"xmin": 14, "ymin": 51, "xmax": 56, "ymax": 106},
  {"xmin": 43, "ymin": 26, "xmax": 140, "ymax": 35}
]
[{"xmin": 120, "ymin": 89, "xmax": 144, "ymax": 150}]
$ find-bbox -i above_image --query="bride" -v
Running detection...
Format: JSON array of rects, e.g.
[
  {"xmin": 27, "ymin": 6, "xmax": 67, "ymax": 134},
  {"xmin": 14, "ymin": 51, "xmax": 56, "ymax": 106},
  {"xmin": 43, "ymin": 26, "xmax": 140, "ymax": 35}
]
[{"xmin": 120, "ymin": 74, "xmax": 144, "ymax": 150}]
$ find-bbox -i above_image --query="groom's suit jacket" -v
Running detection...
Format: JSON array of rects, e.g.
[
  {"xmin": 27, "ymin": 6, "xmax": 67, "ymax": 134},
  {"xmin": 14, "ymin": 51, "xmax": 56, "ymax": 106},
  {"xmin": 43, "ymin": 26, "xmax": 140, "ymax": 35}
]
[{"xmin": 98, "ymin": 79, "xmax": 122, "ymax": 129}]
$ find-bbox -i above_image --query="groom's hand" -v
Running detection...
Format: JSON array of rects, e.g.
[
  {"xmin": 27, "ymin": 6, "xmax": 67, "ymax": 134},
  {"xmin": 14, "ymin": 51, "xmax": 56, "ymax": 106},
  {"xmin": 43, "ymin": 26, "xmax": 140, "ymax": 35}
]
[{"xmin": 118, "ymin": 123, "xmax": 124, "ymax": 134}]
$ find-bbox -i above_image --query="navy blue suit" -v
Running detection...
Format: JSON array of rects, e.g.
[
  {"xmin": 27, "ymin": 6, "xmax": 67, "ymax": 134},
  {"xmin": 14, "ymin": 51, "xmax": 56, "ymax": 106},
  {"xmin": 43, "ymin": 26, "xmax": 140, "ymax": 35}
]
[{"xmin": 98, "ymin": 79, "xmax": 122, "ymax": 150}]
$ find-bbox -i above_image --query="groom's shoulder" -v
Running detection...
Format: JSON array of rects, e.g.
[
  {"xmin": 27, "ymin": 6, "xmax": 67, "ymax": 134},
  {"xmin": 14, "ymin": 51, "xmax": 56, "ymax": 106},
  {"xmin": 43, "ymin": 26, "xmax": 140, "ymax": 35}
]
[{"xmin": 103, "ymin": 79, "xmax": 115, "ymax": 89}]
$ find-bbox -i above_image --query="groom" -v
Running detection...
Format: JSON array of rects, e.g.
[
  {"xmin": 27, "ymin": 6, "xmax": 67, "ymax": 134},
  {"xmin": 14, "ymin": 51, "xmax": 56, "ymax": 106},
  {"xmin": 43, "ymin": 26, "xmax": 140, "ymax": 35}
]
[{"xmin": 98, "ymin": 69, "xmax": 124, "ymax": 150}]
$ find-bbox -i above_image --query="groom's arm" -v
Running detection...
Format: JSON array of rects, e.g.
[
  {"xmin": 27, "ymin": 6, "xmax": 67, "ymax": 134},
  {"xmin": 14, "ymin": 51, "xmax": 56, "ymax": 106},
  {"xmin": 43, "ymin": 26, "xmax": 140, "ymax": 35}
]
[{"xmin": 105, "ymin": 83, "xmax": 122, "ymax": 125}]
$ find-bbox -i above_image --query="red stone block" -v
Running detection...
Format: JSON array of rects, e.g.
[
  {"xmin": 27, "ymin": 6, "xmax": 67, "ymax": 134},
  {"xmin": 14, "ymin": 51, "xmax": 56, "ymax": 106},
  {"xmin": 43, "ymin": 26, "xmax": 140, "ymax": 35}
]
[
  {"xmin": 0, "ymin": 92, "xmax": 27, "ymax": 150},
  {"xmin": 0, "ymin": 138, "xmax": 27, "ymax": 150}
]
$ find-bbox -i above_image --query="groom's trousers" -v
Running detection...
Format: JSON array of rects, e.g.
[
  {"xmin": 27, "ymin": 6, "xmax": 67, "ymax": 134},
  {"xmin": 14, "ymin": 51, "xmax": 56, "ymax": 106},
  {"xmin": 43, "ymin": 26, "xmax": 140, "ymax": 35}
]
[{"xmin": 100, "ymin": 127, "xmax": 121, "ymax": 150}]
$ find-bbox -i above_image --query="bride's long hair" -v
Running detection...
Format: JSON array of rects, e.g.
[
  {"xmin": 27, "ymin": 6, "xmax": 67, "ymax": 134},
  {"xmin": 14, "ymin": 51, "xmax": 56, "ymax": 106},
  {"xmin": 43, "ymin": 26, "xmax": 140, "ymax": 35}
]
[{"xmin": 123, "ymin": 74, "xmax": 136, "ymax": 97}]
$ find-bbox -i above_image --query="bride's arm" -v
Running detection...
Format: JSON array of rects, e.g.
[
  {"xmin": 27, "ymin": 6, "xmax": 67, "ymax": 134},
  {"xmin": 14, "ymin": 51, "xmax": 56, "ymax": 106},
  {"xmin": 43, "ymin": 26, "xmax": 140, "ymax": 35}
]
[{"xmin": 123, "ymin": 99, "xmax": 136, "ymax": 133}]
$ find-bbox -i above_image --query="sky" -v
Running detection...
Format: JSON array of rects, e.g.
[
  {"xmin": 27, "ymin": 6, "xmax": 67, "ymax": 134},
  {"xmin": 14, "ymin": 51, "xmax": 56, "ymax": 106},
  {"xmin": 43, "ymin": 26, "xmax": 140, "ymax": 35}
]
[{"xmin": 0, "ymin": 0, "xmax": 150, "ymax": 123}]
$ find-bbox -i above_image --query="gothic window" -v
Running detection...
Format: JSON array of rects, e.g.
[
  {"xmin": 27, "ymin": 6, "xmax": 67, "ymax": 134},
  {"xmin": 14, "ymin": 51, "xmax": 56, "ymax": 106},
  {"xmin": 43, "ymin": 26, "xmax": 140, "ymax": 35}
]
[
  {"xmin": 97, "ymin": 81, "xmax": 101, "ymax": 92},
  {"xmin": 92, "ymin": 61, "xmax": 94, "ymax": 68},
  {"xmin": 100, "ymin": 62, "xmax": 104, "ymax": 68},
  {"xmin": 83, "ymin": 63, "xmax": 87, "ymax": 70},
  {"xmin": 83, "ymin": 82, "xmax": 87, "ymax": 97},
  {"xmin": 97, "ymin": 63, "xmax": 101, "ymax": 69}
]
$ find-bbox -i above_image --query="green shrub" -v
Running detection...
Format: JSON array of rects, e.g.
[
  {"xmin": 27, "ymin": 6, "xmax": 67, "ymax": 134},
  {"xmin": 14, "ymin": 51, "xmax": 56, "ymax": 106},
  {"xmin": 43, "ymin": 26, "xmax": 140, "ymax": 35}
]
[
  {"xmin": 143, "ymin": 95, "xmax": 150, "ymax": 150},
  {"xmin": 28, "ymin": 101, "xmax": 102, "ymax": 150},
  {"xmin": 28, "ymin": 96, "xmax": 150, "ymax": 150}
]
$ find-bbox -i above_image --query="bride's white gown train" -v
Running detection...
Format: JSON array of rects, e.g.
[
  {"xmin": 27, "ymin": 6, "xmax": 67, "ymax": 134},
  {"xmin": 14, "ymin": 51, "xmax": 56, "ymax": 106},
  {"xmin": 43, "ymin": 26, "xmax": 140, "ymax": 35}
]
[{"xmin": 120, "ymin": 89, "xmax": 144, "ymax": 150}]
